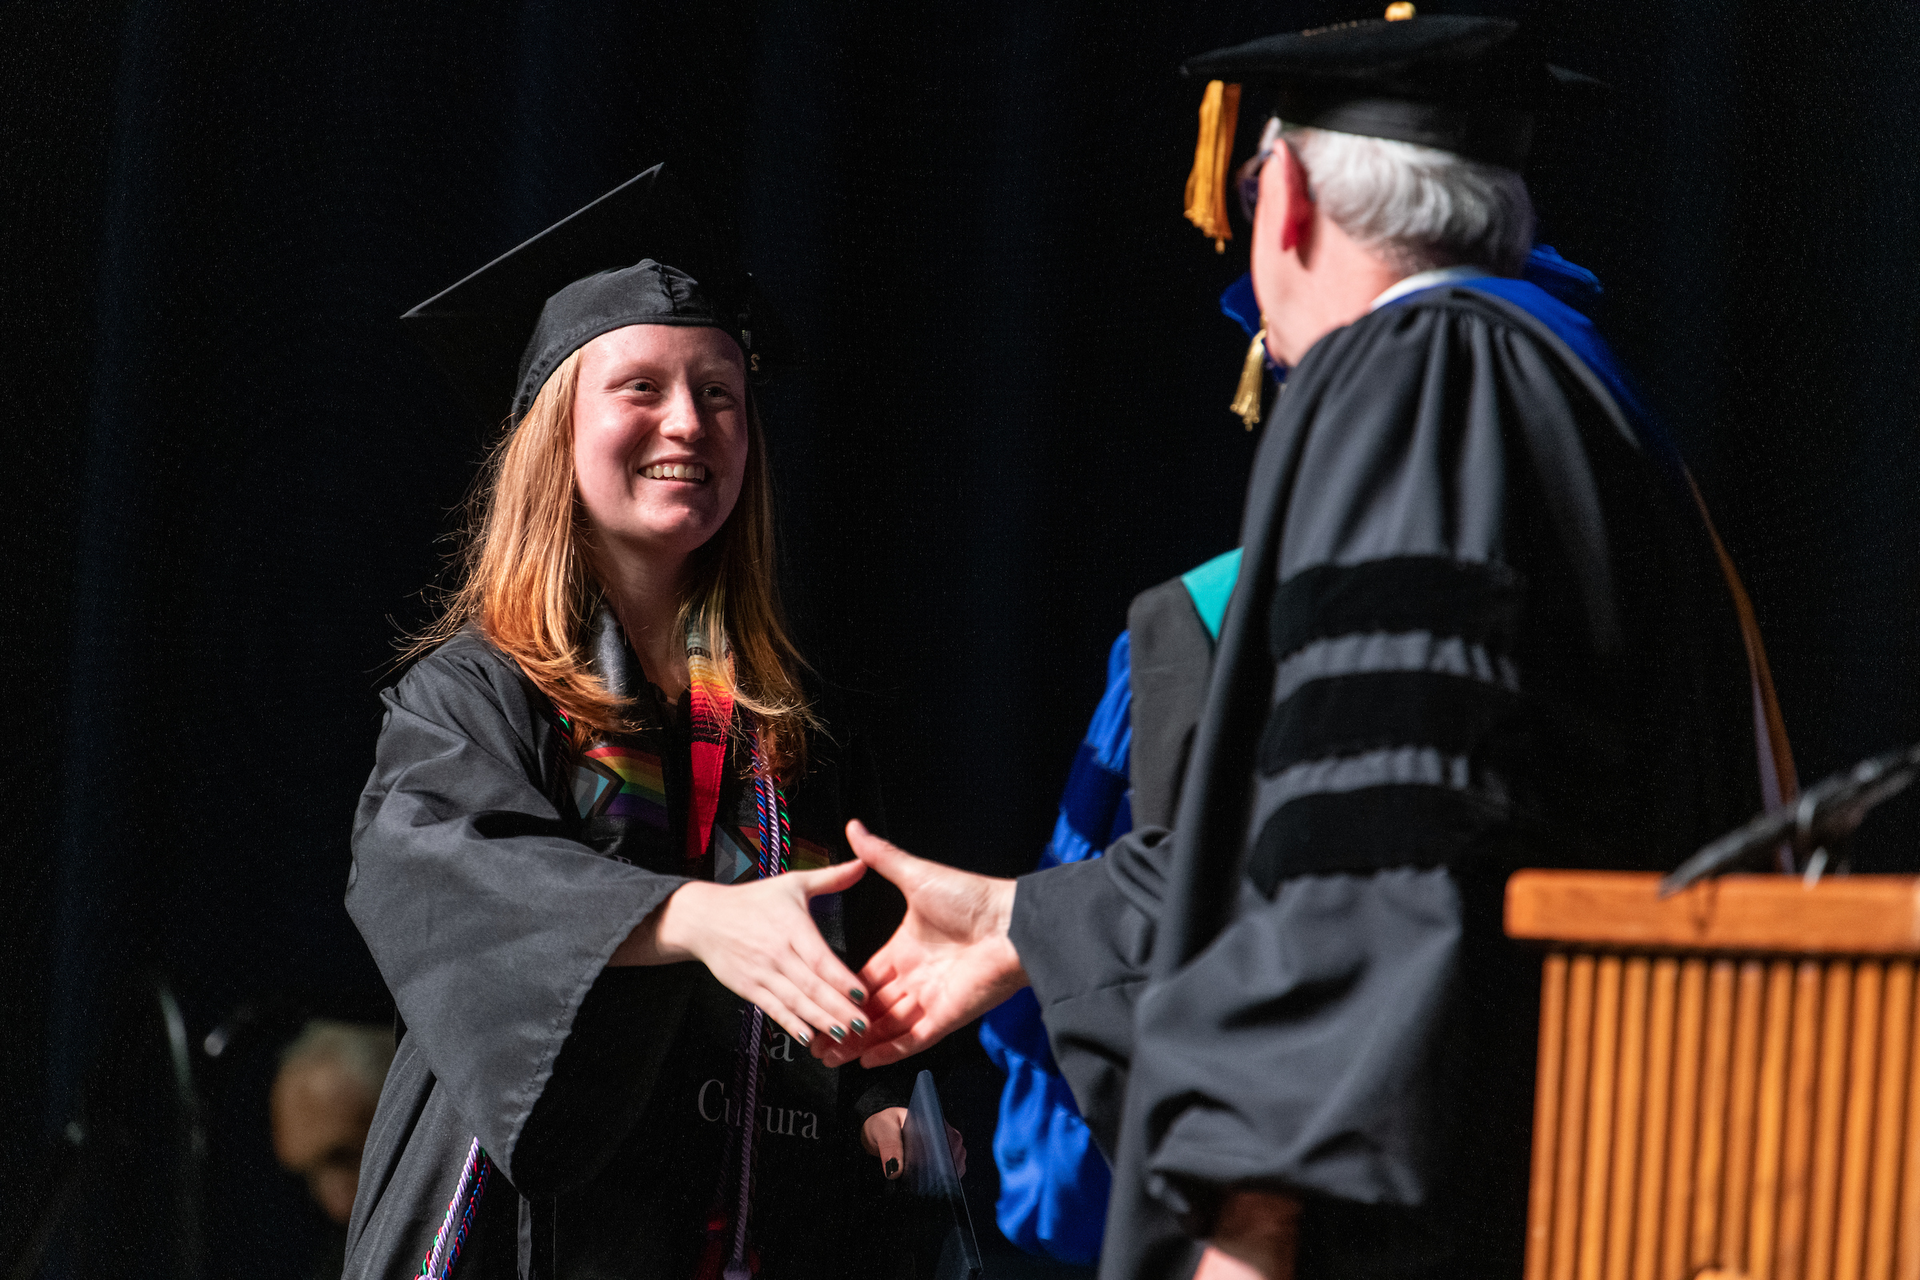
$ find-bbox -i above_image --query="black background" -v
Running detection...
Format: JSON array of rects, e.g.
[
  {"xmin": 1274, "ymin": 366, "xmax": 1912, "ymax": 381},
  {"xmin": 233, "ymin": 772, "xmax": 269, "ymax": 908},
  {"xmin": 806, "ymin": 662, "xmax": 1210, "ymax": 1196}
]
[{"xmin": 4, "ymin": 0, "xmax": 1918, "ymax": 1273}]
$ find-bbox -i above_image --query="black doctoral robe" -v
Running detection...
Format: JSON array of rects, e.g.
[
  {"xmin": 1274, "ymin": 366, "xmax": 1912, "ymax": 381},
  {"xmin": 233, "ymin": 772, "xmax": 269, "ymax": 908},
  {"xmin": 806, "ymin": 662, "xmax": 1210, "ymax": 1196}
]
[
  {"xmin": 1013, "ymin": 287, "xmax": 1760, "ymax": 1280},
  {"xmin": 343, "ymin": 624, "xmax": 914, "ymax": 1279}
]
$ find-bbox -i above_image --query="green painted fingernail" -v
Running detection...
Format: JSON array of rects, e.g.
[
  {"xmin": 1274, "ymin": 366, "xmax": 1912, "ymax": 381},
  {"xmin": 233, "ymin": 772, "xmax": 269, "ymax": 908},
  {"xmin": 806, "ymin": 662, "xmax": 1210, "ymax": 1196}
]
[
  {"xmin": 849, "ymin": 987, "xmax": 865, "ymax": 1003},
  {"xmin": 830, "ymin": 1025, "xmax": 846, "ymax": 1041},
  {"xmin": 851, "ymin": 1018, "xmax": 867, "ymax": 1034}
]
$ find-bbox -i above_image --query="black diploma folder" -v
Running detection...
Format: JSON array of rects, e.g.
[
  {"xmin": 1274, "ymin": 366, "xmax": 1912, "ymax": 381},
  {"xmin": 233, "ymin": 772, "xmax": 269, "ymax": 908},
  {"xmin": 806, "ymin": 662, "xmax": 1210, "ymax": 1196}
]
[{"xmin": 900, "ymin": 1069, "xmax": 984, "ymax": 1280}]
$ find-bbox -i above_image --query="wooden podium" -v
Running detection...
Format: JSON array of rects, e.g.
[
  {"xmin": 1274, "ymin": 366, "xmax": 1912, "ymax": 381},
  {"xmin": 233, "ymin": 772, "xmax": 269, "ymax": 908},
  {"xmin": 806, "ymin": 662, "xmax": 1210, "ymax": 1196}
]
[{"xmin": 1505, "ymin": 872, "xmax": 1920, "ymax": 1280}]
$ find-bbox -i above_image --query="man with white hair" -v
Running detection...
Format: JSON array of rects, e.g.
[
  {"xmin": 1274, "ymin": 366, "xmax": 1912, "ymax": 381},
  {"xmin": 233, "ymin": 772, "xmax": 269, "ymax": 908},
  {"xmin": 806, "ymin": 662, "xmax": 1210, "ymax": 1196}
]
[
  {"xmin": 824, "ymin": 11, "xmax": 1787, "ymax": 1280},
  {"xmin": 271, "ymin": 1020, "xmax": 396, "ymax": 1272}
]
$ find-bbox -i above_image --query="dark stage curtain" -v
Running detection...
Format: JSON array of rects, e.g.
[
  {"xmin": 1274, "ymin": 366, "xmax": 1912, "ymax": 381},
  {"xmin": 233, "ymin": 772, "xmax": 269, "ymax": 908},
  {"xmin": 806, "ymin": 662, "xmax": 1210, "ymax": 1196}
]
[{"xmin": 3, "ymin": 0, "xmax": 1917, "ymax": 1272}]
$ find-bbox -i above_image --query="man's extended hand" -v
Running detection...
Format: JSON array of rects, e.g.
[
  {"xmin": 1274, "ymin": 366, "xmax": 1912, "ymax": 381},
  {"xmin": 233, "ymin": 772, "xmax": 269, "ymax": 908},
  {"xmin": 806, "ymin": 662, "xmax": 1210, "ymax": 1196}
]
[{"xmin": 814, "ymin": 820, "xmax": 1028, "ymax": 1067}]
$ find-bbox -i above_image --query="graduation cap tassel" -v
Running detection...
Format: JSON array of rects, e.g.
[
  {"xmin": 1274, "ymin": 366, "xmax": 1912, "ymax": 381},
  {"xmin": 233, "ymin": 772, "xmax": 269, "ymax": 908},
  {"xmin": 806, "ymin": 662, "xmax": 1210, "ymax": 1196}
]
[
  {"xmin": 1184, "ymin": 80, "xmax": 1241, "ymax": 252},
  {"xmin": 1230, "ymin": 326, "xmax": 1268, "ymax": 429}
]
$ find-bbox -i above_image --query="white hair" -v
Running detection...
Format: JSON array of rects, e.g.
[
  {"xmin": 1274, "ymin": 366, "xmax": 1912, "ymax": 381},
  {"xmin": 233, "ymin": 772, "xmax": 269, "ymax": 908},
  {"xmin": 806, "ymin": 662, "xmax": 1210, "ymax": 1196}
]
[
  {"xmin": 280, "ymin": 1019, "xmax": 396, "ymax": 1098},
  {"xmin": 1277, "ymin": 121, "xmax": 1536, "ymax": 277}
]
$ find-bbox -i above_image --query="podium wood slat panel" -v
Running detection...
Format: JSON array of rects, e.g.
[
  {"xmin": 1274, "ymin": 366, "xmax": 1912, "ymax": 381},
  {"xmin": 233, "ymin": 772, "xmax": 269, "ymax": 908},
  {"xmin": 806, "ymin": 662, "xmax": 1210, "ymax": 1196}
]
[
  {"xmin": 1748, "ymin": 960, "xmax": 1796, "ymax": 1280},
  {"xmin": 1724, "ymin": 960, "xmax": 1768, "ymax": 1269},
  {"xmin": 1606, "ymin": 957, "xmax": 1651, "ymax": 1280},
  {"xmin": 1508, "ymin": 872, "xmax": 1920, "ymax": 1280},
  {"xmin": 1866, "ymin": 963, "xmax": 1914, "ymax": 1280},
  {"xmin": 1664, "ymin": 959, "xmax": 1709, "ymax": 1280},
  {"xmin": 1694, "ymin": 961, "xmax": 1738, "ymax": 1271},
  {"xmin": 1582, "ymin": 956, "xmax": 1625, "ymax": 1280},
  {"xmin": 1555, "ymin": 954, "xmax": 1598, "ymax": 1280},
  {"xmin": 1807, "ymin": 964, "xmax": 1856, "ymax": 1280},
  {"xmin": 1836, "ymin": 964, "xmax": 1885, "ymax": 1280},
  {"xmin": 1529, "ymin": 952, "xmax": 1571, "ymax": 1280},
  {"xmin": 1778, "ymin": 961, "xmax": 1827, "ymax": 1280},
  {"xmin": 1631, "ymin": 958, "xmax": 1679, "ymax": 1280}
]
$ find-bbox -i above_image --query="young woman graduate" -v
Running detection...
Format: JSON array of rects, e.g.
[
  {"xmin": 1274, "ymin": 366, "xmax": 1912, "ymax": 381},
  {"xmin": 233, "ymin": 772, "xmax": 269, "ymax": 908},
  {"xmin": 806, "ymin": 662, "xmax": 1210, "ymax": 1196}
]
[{"xmin": 343, "ymin": 166, "xmax": 947, "ymax": 1280}]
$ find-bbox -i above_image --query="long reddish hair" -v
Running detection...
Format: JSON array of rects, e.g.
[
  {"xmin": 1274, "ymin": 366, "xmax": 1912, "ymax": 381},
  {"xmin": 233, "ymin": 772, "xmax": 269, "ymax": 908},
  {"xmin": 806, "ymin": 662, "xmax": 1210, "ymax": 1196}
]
[{"xmin": 410, "ymin": 347, "xmax": 813, "ymax": 775}]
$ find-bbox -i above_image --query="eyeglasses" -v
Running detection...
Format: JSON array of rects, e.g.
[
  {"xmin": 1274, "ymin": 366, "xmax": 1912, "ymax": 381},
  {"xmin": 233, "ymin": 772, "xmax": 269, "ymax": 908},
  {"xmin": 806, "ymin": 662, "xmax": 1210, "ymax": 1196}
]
[{"xmin": 1237, "ymin": 147, "xmax": 1274, "ymax": 223}]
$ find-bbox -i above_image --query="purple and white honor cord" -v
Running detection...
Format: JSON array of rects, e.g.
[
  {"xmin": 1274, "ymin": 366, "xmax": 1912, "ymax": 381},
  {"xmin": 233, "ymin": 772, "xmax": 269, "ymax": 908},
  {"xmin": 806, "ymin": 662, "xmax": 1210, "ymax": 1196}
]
[
  {"xmin": 723, "ymin": 752, "xmax": 787, "ymax": 1279},
  {"xmin": 418, "ymin": 1136, "xmax": 488, "ymax": 1279}
]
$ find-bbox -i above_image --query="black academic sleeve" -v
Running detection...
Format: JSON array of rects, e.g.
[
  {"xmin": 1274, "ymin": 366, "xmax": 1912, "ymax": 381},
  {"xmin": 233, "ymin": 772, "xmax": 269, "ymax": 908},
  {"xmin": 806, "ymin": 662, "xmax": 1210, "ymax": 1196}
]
[
  {"xmin": 1010, "ymin": 827, "xmax": 1169, "ymax": 1158},
  {"xmin": 347, "ymin": 634, "xmax": 694, "ymax": 1193}
]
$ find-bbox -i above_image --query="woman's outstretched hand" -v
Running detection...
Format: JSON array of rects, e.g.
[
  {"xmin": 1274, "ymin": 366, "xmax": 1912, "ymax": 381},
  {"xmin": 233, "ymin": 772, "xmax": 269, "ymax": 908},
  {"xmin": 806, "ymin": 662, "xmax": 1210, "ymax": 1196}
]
[
  {"xmin": 815, "ymin": 820, "xmax": 1027, "ymax": 1068},
  {"xmin": 861, "ymin": 1107, "xmax": 967, "ymax": 1181},
  {"xmin": 613, "ymin": 861, "xmax": 873, "ymax": 1050}
]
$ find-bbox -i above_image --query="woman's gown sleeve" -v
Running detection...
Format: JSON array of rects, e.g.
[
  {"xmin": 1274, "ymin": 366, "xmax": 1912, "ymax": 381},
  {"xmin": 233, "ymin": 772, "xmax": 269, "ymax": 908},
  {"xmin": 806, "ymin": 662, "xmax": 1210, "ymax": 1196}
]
[{"xmin": 346, "ymin": 638, "xmax": 695, "ymax": 1193}]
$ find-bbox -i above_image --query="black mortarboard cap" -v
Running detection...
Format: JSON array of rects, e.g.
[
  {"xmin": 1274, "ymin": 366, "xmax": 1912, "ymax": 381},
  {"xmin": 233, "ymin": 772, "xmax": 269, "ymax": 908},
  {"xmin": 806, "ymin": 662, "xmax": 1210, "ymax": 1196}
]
[
  {"xmin": 402, "ymin": 164, "xmax": 764, "ymax": 425},
  {"xmin": 1179, "ymin": 8, "xmax": 1600, "ymax": 247},
  {"xmin": 1185, "ymin": 11, "xmax": 1594, "ymax": 169}
]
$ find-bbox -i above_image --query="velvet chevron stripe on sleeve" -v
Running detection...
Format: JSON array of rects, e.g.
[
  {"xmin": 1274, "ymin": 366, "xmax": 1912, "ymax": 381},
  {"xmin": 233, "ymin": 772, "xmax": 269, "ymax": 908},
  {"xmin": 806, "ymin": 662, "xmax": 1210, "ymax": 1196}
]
[
  {"xmin": 1268, "ymin": 555, "xmax": 1524, "ymax": 660},
  {"xmin": 1248, "ymin": 555, "xmax": 1528, "ymax": 892}
]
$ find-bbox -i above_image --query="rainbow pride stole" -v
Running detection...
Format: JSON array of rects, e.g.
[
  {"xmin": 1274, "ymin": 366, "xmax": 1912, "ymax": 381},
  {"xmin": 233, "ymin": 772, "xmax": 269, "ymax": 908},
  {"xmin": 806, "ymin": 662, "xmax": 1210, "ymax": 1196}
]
[
  {"xmin": 738, "ymin": 827, "xmax": 831, "ymax": 873},
  {"xmin": 574, "ymin": 744, "xmax": 668, "ymax": 828},
  {"xmin": 684, "ymin": 622, "xmax": 733, "ymax": 863},
  {"xmin": 789, "ymin": 837, "xmax": 830, "ymax": 871}
]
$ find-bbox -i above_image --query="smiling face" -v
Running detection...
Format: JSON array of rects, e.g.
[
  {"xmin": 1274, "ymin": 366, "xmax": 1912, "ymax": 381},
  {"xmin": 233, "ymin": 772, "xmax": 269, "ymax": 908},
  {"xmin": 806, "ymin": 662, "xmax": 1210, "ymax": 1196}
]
[{"xmin": 572, "ymin": 323, "xmax": 750, "ymax": 572}]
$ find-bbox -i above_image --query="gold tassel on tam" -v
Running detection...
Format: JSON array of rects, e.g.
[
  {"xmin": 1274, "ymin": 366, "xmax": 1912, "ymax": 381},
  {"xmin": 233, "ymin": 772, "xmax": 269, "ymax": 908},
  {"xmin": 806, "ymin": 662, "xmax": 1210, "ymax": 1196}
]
[
  {"xmin": 1230, "ymin": 326, "xmax": 1268, "ymax": 429},
  {"xmin": 1183, "ymin": 80, "xmax": 1241, "ymax": 252}
]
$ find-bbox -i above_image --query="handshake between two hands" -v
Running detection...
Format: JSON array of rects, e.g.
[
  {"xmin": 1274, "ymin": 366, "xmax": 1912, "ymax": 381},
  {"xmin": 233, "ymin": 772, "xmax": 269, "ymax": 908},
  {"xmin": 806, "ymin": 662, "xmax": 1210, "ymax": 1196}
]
[
  {"xmin": 811, "ymin": 820, "xmax": 1029, "ymax": 1069},
  {"xmin": 641, "ymin": 820, "xmax": 1295, "ymax": 1280},
  {"xmin": 620, "ymin": 819, "xmax": 1023, "ymax": 1063},
  {"xmin": 697, "ymin": 817, "xmax": 1030, "ymax": 1071}
]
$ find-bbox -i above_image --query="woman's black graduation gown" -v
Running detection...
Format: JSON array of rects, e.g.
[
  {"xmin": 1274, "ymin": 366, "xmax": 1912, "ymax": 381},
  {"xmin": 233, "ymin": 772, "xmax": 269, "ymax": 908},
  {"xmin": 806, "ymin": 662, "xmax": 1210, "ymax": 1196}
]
[
  {"xmin": 1012, "ymin": 287, "xmax": 1764, "ymax": 1280},
  {"xmin": 342, "ymin": 625, "xmax": 914, "ymax": 1279}
]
